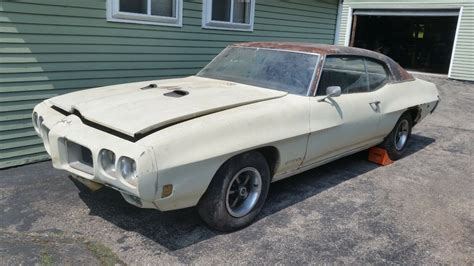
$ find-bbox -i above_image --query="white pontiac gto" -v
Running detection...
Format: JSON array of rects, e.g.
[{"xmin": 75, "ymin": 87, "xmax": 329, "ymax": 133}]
[{"xmin": 33, "ymin": 42, "xmax": 440, "ymax": 231}]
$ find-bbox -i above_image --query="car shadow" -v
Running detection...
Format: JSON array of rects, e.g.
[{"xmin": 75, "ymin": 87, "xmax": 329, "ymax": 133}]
[{"xmin": 76, "ymin": 134, "xmax": 434, "ymax": 251}]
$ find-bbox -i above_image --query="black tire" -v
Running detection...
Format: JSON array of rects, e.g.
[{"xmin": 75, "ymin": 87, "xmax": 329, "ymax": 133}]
[
  {"xmin": 380, "ymin": 112, "xmax": 413, "ymax": 160},
  {"xmin": 197, "ymin": 151, "xmax": 271, "ymax": 232}
]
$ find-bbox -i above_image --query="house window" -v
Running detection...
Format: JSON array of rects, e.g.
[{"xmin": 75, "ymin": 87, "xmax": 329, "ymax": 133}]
[
  {"xmin": 107, "ymin": 0, "xmax": 182, "ymax": 27},
  {"xmin": 203, "ymin": 0, "xmax": 256, "ymax": 31}
]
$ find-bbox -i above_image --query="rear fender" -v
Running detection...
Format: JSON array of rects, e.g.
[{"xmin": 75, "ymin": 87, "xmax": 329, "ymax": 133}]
[{"xmin": 376, "ymin": 78, "xmax": 439, "ymax": 135}]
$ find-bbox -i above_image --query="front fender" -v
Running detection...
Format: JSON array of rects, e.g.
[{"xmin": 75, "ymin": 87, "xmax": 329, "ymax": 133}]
[{"xmin": 139, "ymin": 95, "xmax": 310, "ymax": 211}]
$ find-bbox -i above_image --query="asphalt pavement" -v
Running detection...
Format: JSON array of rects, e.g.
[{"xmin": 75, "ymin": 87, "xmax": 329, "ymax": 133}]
[{"xmin": 1, "ymin": 75, "xmax": 473, "ymax": 264}]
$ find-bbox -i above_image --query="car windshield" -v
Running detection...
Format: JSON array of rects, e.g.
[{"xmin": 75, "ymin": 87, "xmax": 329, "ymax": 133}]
[{"xmin": 197, "ymin": 47, "xmax": 319, "ymax": 95}]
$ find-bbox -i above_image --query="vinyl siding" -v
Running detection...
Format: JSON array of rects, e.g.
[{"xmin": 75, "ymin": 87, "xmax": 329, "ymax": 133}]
[
  {"xmin": 0, "ymin": 0, "xmax": 339, "ymax": 168},
  {"xmin": 336, "ymin": 0, "xmax": 474, "ymax": 82},
  {"xmin": 450, "ymin": 4, "xmax": 474, "ymax": 81}
]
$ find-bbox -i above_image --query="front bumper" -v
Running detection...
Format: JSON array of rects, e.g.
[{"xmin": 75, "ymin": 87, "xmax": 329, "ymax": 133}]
[{"xmin": 33, "ymin": 102, "xmax": 159, "ymax": 209}]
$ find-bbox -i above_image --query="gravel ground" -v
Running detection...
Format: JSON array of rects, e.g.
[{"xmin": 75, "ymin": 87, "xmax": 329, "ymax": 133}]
[{"xmin": 0, "ymin": 75, "xmax": 473, "ymax": 265}]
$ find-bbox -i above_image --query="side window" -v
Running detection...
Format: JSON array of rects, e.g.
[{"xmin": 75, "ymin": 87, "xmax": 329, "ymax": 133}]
[
  {"xmin": 317, "ymin": 56, "xmax": 368, "ymax": 95},
  {"xmin": 365, "ymin": 59, "xmax": 389, "ymax": 91}
]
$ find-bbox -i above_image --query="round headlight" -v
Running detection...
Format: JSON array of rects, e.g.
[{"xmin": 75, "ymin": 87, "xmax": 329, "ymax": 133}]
[
  {"xmin": 33, "ymin": 112, "xmax": 42, "ymax": 134},
  {"xmin": 99, "ymin": 149, "xmax": 116, "ymax": 173},
  {"xmin": 119, "ymin": 156, "xmax": 137, "ymax": 186},
  {"xmin": 37, "ymin": 116, "xmax": 44, "ymax": 136},
  {"xmin": 32, "ymin": 112, "xmax": 39, "ymax": 130}
]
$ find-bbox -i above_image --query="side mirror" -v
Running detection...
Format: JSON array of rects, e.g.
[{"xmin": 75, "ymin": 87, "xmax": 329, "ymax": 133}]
[
  {"xmin": 318, "ymin": 86, "xmax": 342, "ymax": 102},
  {"xmin": 326, "ymin": 86, "xmax": 341, "ymax": 97}
]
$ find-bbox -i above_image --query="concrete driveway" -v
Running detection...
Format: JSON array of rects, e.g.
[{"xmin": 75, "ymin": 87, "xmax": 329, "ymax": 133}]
[{"xmin": 1, "ymin": 75, "xmax": 473, "ymax": 264}]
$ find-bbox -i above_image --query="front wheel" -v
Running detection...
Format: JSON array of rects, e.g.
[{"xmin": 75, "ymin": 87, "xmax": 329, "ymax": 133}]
[
  {"xmin": 380, "ymin": 112, "xmax": 413, "ymax": 160},
  {"xmin": 197, "ymin": 151, "xmax": 270, "ymax": 232}
]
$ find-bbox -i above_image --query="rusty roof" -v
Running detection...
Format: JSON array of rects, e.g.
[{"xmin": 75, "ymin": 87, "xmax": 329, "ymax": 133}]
[
  {"xmin": 233, "ymin": 42, "xmax": 382, "ymax": 57},
  {"xmin": 232, "ymin": 42, "xmax": 414, "ymax": 81}
]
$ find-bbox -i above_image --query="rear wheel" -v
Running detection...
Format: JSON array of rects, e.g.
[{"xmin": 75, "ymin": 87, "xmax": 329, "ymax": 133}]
[
  {"xmin": 380, "ymin": 112, "xmax": 413, "ymax": 160},
  {"xmin": 197, "ymin": 151, "xmax": 270, "ymax": 231}
]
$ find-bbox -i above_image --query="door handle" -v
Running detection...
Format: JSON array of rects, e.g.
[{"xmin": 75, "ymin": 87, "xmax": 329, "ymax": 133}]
[{"xmin": 369, "ymin": 101, "xmax": 381, "ymax": 111}]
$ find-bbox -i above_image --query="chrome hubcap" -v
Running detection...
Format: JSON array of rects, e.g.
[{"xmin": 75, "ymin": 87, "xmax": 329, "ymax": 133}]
[
  {"xmin": 226, "ymin": 167, "xmax": 262, "ymax": 218},
  {"xmin": 395, "ymin": 120, "xmax": 409, "ymax": 150}
]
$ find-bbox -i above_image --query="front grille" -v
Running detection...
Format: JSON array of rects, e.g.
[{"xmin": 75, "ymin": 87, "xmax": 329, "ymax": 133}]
[{"xmin": 66, "ymin": 140, "xmax": 93, "ymax": 175}]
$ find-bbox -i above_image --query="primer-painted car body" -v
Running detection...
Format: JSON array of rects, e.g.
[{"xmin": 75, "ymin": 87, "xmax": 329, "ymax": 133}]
[{"xmin": 33, "ymin": 42, "xmax": 439, "ymax": 211}]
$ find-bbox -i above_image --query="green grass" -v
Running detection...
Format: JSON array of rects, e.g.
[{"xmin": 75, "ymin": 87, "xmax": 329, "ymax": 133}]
[
  {"xmin": 84, "ymin": 241, "xmax": 125, "ymax": 266},
  {"xmin": 40, "ymin": 249, "xmax": 54, "ymax": 266}
]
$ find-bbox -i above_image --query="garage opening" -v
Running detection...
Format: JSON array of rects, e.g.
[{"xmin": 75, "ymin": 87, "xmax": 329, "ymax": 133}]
[{"xmin": 350, "ymin": 9, "xmax": 459, "ymax": 74}]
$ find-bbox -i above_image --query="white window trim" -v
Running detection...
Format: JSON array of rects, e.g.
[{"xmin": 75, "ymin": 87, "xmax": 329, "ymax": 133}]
[
  {"xmin": 202, "ymin": 0, "xmax": 256, "ymax": 32},
  {"xmin": 107, "ymin": 0, "xmax": 183, "ymax": 27}
]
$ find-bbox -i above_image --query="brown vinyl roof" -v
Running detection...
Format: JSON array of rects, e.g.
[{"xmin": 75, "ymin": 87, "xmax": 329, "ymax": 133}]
[{"xmin": 232, "ymin": 42, "xmax": 414, "ymax": 81}]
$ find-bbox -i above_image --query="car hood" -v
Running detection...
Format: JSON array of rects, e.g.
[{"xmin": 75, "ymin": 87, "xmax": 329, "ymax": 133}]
[{"xmin": 47, "ymin": 76, "xmax": 287, "ymax": 138}]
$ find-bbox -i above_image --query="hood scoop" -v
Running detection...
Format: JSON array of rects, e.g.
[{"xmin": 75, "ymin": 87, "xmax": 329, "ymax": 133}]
[
  {"xmin": 164, "ymin": 89, "xmax": 189, "ymax": 98},
  {"xmin": 140, "ymin": 83, "xmax": 158, "ymax": 90},
  {"xmin": 140, "ymin": 83, "xmax": 189, "ymax": 97}
]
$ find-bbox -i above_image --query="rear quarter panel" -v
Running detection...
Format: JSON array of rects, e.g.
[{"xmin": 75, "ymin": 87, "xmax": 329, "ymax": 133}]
[{"xmin": 376, "ymin": 78, "xmax": 439, "ymax": 137}]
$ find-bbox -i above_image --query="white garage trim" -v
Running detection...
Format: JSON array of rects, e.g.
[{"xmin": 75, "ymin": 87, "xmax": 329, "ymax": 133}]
[
  {"xmin": 343, "ymin": 7, "xmax": 353, "ymax": 46},
  {"xmin": 334, "ymin": 0, "xmax": 344, "ymax": 44},
  {"xmin": 352, "ymin": 9, "xmax": 459, "ymax": 16},
  {"xmin": 344, "ymin": 7, "xmax": 462, "ymax": 78},
  {"xmin": 448, "ymin": 6, "xmax": 463, "ymax": 78}
]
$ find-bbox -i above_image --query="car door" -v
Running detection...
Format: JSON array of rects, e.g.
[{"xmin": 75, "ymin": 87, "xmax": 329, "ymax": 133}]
[
  {"xmin": 365, "ymin": 58, "xmax": 401, "ymax": 139},
  {"xmin": 302, "ymin": 56, "xmax": 382, "ymax": 167}
]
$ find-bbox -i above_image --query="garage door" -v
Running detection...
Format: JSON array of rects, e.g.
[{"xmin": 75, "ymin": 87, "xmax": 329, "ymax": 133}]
[{"xmin": 349, "ymin": 9, "xmax": 460, "ymax": 74}]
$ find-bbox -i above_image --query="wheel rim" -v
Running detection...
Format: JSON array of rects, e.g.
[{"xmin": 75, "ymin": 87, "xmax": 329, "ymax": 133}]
[
  {"xmin": 225, "ymin": 167, "xmax": 262, "ymax": 218},
  {"xmin": 394, "ymin": 119, "xmax": 409, "ymax": 151}
]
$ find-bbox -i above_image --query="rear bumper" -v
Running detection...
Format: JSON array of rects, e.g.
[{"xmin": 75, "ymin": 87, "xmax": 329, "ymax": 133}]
[{"xmin": 33, "ymin": 102, "xmax": 159, "ymax": 209}]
